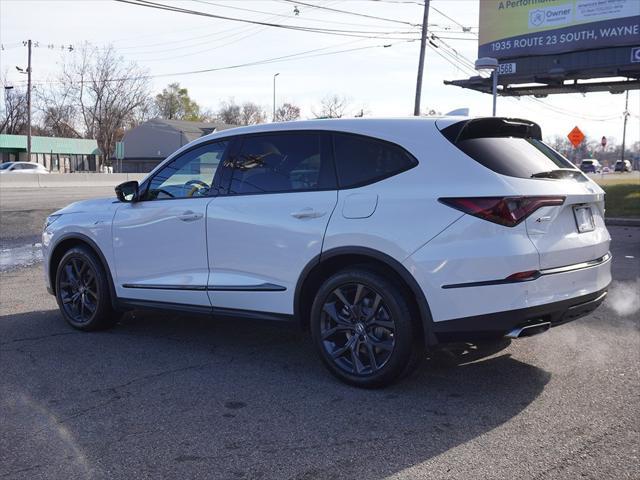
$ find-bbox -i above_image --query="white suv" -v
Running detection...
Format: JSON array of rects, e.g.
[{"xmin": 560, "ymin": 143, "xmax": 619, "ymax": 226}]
[{"xmin": 42, "ymin": 117, "xmax": 612, "ymax": 387}]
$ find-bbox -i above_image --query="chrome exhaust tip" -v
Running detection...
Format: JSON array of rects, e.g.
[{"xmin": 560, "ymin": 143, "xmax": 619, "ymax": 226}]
[{"xmin": 506, "ymin": 321, "xmax": 551, "ymax": 339}]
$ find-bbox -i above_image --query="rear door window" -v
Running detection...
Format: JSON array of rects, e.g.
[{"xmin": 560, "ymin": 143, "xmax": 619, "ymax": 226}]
[
  {"xmin": 228, "ymin": 133, "xmax": 335, "ymax": 194},
  {"xmin": 332, "ymin": 133, "xmax": 417, "ymax": 188}
]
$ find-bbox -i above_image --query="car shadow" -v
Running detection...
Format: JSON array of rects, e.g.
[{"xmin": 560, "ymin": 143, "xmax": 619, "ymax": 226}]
[{"xmin": 1, "ymin": 309, "xmax": 550, "ymax": 480}]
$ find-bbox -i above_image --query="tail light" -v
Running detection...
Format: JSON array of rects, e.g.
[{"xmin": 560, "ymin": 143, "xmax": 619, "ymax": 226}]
[{"xmin": 439, "ymin": 196, "xmax": 565, "ymax": 227}]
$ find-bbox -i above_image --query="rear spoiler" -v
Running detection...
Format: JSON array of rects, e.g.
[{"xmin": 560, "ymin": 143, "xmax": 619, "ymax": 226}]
[{"xmin": 440, "ymin": 117, "xmax": 542, "ymax": 144}]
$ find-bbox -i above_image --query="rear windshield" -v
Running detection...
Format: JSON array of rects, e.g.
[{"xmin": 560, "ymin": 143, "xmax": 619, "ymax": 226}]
[
  {"xmin": 581, "ymin": 160, "xmax": 594, "ymax": 165},
  {"xmin": 441, "ymin": 119, "xmax": 578, "ymax": 179}
]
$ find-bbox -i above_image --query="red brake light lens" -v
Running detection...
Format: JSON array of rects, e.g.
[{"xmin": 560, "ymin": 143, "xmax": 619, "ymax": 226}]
[{"xmin": 439, "ymin": 196, "xmax": 565, "ymax": 227}]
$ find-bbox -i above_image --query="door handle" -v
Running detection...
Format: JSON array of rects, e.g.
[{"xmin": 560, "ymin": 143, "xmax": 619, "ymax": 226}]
[
  {"xmin": 290, "ymin": 208, "xmax": 326, "ymax": 219},
  {"xmin": 177, "ymin": 210, "xmax": 203, "ymax": 222}
]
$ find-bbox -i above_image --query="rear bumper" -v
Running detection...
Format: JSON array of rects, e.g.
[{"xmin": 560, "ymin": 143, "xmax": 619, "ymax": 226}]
[{"xmin": 432, "ymin": 287, "xmax": 608, "ymax": 342}]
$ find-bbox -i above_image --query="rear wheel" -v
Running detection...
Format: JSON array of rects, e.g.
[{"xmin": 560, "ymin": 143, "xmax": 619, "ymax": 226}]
[
  {"xmin": 55, "ymin": 246, "xmax": 118, "ymax": 331},
  {"xmin": 310, "ymin": 269, "xmax": 419, "ymax": 388}
]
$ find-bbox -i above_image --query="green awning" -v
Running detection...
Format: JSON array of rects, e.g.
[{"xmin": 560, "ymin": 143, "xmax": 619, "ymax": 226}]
[{"xmin": 0, "ymin": 134, "xmax": 101, "ymax": 155}]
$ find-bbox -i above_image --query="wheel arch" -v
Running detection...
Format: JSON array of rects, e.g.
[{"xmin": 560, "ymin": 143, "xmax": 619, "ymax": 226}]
[
  {"xmin": 294, "ymin": 246, "xmax": 437, "ymax": 347},
  {"xmin": 49, "ymin": 233, "xmax": 118, "ymax": 309}
]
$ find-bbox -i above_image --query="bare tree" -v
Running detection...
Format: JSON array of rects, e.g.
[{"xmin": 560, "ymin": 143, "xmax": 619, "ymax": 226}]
[
  {"xmin": 240, "ymin": 102, "xmax": 266, "ymax": 125},
  {"xmin": 312, "ymin": 94, "xmax": 350, "ymax": 119},
  {"xmin": 274, "ymin": 102, "xmax": 301, "ymax": 122},
  {"xmin": 216, "ymin": 99, "xmax": 265, "ymax": 126},
  {"xmin": 0, "ymin": 82, "xmax": 28, "ymax": 134},
  {"xmin": 126, "ymin": 95, "xmax": 155, "ymax": 131},
  {"xmin": 216, "ymin": 99, "xmax": 242, "ymax": 125},
  {"xmin": 546, "ymin": 135, "xmax": 572, "ymax": 157},
  {"xmin": 57, "ymin": 44, "xmax": 152, "ymax": 160},
  {"xmin": 35, "ymin": 83, "xmax": 81, "ymax": 138},
  {"xmin": 199, "ymin": 107, "xmax": 217, "ymax": 123}
]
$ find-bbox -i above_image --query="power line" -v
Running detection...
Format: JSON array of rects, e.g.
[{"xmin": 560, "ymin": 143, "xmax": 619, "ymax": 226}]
[
  {"xmin": 108, "ymin": 3, "xmax": 297, "ymax": 56},
  {"xmin": 119, "ymin": 19, "xmax": 275, "ymax": 56},
  {"xmin": 430, "ymin": 5, "xmax": 477, "ymax": 37},
  {"xmin": 139, "ymin": 34, "xmax": 367, "ymax": 63},
  {"xmin": 114, "ymin": 20, "xmax": 262, "ymax": 51},
  {"xmin": 114, "ymin": 0, "xmax": 420, "ymax": 39},
  {"xmin": 193, "ymin": 0, "xmax": 420, "ymax": 30},
  {"xmin": 368, "ymin": 0, "xmax": 425, "ymax": 5},
  {"xmin": 102, "ymin": 0, "xmax": 444, "ymax": 56},
  {"xmin": 278, "ymin": 0, "xmax": 419, "ymax": 26},
  {"xmin": 16, "ymin": 40, "xmax": 411, "ymax": 86}
]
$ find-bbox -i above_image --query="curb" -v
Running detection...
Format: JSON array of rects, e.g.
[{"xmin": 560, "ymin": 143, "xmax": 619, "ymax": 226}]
[{"xmin": 605, "ymin": 217, "xmax": 640, "ymax": 227}]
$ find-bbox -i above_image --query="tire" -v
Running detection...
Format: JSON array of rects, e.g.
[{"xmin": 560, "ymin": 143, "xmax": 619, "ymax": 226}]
[
  {"xmin": 55, "ymin": 245, "xmax": 118, "ymax": 331},
  {"xmin": 310, "ymin": 268, "xmax": 419, "ymax": 388}
]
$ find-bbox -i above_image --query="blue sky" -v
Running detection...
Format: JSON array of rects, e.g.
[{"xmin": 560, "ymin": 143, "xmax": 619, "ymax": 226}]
[{"xmin": 1, "ymin": 0, "xmax": 638, "ymax": 147}]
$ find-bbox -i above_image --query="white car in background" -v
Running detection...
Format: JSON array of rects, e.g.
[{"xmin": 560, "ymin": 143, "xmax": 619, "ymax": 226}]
[
  {"xmin": 41, "ymin": 117, "xmax": 612, "ymax": 387},
  {"xmin": 0, "ymin": 161, "xmax": 49, "ymax": 174}
]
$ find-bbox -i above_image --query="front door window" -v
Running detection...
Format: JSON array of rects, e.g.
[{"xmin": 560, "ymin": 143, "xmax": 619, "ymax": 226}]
[{"xmin": 144, "ymin": 141, "xmax": 229, "ymax": 200}]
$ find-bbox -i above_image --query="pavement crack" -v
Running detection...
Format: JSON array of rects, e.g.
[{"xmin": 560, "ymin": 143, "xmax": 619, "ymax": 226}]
[
  {"xmin": 0, "ymin": 331, "xmax": 78, "ymax": 346},
  {"xmin": 0, "ymin": 464, "xmax": 44, "ymax": 478},
  {"xmin": 91, "ymin": 362, "xmax": 212, "ymax": 394}
]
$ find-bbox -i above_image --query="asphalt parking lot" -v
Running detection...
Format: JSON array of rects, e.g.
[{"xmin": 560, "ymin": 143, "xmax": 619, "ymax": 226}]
[{"xmin": 1, "ymin": 188, "xmax": 639, "ymax": 480}]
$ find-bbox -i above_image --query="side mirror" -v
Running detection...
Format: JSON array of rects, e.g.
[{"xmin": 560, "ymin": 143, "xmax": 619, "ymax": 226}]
[{"xmin": 115, "ymin": 181, "xmax": 139, "ymax": 202}]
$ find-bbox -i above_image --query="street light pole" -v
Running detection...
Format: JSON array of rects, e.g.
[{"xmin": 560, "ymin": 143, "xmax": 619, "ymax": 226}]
[
  {"xmin": 475, "ymin": 57, "xmax": 499, "ymax": 117},
  {"xmin": 620, "ymin": 90, "xmax": 629, "ymax": 163},
  {"xmin": 491, "ymin": 70, "xmax": 498, "ymax": 116},
  {"xmin": 27, "ymin": 39, "xmax": 32, "ymax": 161},
  {"xmin": 273, "ymin": 72, "xmax": 280, "ymax": 122}
]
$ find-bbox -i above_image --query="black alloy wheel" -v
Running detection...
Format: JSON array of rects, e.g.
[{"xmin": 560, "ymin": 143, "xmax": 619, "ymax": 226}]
[
  {"xmin": 55, "ymin": 246, "xmax": 118, "ymax": 331},
  {"xmin": 59, "ymin": 257, "xmax": 99, "ymax": 324},
  {"xmin": 320, "ymin": 283, "xmax": 396, "ymax": 375},
  {"xmin": 311, "ymin": 269, "xmax": 420, "ymax": 388}
]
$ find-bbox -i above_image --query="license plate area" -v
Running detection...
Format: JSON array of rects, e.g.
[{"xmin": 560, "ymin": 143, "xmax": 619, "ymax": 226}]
[{"xmin": 573, "ymin": 205, "xmax": 595, "ymax": 233}]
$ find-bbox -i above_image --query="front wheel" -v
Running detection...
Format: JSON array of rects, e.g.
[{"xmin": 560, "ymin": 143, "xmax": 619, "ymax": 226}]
[
  {"xmin": 310, "ymin": 269, "xmax": 419, "ymax": 388},
  {"xmin": 55, "ymin": 246, "xmax": 118, "ymax": 331}
]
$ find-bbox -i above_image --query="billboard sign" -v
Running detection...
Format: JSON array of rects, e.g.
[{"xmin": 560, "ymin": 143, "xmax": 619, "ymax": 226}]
[{"xmin": 479, "ymin": 0, "xmax": 640, "ymax": 59}]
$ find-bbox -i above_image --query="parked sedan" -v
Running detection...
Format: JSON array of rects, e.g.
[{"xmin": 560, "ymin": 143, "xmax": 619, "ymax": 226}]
[
  {"xmin": 0, "ymin": 161, "xmax": 49, "ymax": 174},
  {"xmin": 41, "ymin": 117, "xmax": 611, "ymax": 387}
]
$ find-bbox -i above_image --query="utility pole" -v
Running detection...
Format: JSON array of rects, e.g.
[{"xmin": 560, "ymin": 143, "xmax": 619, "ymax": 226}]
[
  {"xmin": 413, "ymin": 0, "xmax": 430, "ymax": 116},
  {"xmin": 620, "ymin": 90, "xmax": 629, "ymax": 162},
  {"xmin": 27, "ymin": 39, "xmax": 32, "ymax": 161}
]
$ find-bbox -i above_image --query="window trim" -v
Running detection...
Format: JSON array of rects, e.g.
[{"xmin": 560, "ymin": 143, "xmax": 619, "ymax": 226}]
[
  {"xmin": 137, "ymin": 138, "xmax": 232, "ymax": 202},
  {"xmin": 330, "ymin": 131, "xmax": 419, "ymax": 190},
  {"xmin": 136, "ymin": 129, "xmax": 420, "ymax": 200}
]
